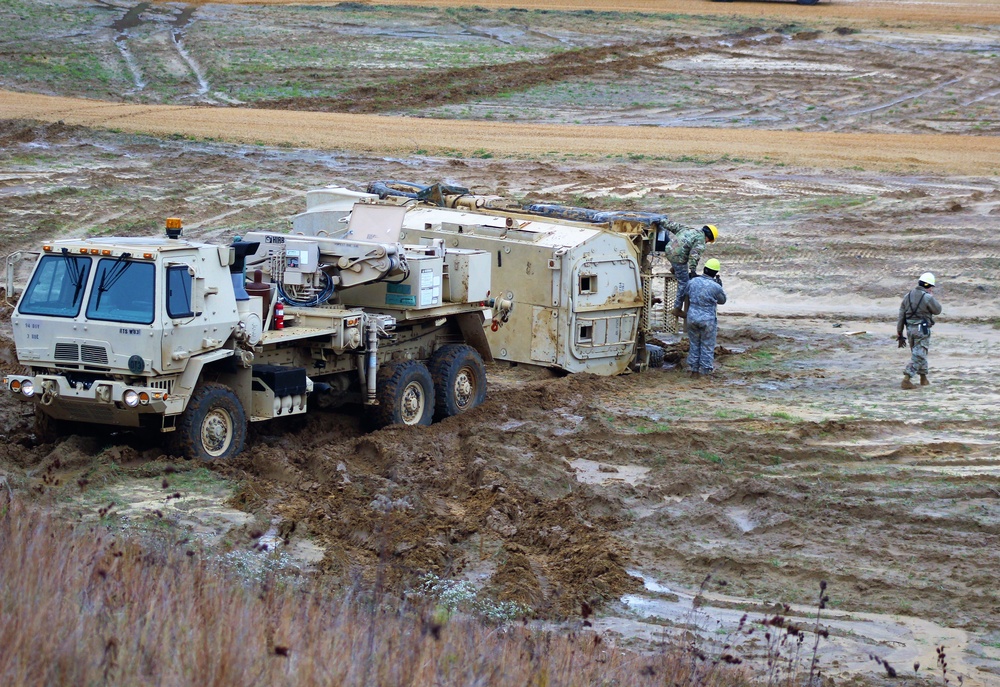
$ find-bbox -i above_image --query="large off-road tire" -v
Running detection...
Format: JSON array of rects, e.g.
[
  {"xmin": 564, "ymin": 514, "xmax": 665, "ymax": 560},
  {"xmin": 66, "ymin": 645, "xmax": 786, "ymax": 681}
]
[
  {"xmin": 646, "ymin": 344, "xmax": 666, "ymax": 369},
  {"xmin": 370, "ymin": 360, "xmax": 435, "ymax": 429},
  {"xmin": 173, "ymin": 383, "xmax": 247, "ymax": 461},
  {"xmin": 428, "ymin": 344, "xmax": 487, "ymax": 421}
]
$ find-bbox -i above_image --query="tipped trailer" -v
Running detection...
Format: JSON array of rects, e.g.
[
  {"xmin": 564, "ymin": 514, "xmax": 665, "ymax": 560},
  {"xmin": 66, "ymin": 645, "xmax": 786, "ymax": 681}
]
[{"xmin": 291, "ymin": 181, "xmax": 678, "ymax": 376}]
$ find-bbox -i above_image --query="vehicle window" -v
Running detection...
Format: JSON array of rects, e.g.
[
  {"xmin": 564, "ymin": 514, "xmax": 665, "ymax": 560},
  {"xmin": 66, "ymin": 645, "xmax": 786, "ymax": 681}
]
[
  {"xmin": 18, "ymin": 254, "xmax": 92, "ymax": 317},
  {"xmin": 166, "ymin": 265, "xmax": 194, "ymax": 319},
  {"xmin": 86, "ymin": 258, "xmax": 155, "ymax": 325}
]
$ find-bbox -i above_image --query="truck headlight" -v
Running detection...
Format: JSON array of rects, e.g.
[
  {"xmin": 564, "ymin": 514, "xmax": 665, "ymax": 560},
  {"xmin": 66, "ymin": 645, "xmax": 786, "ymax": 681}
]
[
  {"xmin": 20, "ymin": 380, "xmax": 34, "ymax": 397},
  {"xmin": 123, "ymin": 389, "xmax": 139, "ymax": 407}
]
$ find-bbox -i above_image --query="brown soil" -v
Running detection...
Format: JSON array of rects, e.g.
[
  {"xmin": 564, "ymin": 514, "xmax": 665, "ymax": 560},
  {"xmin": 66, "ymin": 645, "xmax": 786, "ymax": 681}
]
[
  {"xmin": 226, "ymin": 0, "xmax": 1000, "ymax": 26},
  {"xmin": 3, "ymin": 90, "xmax": 999, "ymax": 175},
  {"xmin": 2, "ymin": 0, "xmax": 1000, "ymax": 682}
]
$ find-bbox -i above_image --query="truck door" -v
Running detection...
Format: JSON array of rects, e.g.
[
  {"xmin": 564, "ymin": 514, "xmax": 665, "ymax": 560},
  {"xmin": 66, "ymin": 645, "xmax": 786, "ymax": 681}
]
[{"xmin": 569, "ymin": 258, "xmax": 642, "ymax": 365}]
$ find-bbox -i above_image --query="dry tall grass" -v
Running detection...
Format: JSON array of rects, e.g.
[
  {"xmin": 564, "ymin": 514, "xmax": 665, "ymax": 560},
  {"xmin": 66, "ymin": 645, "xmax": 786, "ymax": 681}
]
[{"xmin": 0, "ymin": 496, "xmax": 754, "ymax": 686}]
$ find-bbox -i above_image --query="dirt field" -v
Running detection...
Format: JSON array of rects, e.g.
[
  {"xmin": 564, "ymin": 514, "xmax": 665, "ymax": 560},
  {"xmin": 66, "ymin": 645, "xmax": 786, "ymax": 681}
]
[{"xmin": 1, "ymin": 0, "xmax": 1000, "ymax": 684}]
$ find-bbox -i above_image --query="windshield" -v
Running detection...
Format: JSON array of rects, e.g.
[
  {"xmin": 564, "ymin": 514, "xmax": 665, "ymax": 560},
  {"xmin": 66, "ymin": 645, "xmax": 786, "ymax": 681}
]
[
  {"xmin": 86, "ymin": 257, "xmax": 155, "ymax": 325},
  {"xmin": 18, "ymin": 254, "xmax": 92, "ymax": 317}
]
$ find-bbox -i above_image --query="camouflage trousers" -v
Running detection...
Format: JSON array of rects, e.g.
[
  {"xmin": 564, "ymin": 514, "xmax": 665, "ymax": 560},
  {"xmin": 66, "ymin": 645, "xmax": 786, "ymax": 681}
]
[
  {"xmin": 904, "ymin": 326, "xmax": 931, "ymax": 377},
  {"xmin": 687, "ymin": 318, "xmax": 718, "ymax": 374},
  {"xmin": 671, "ymin": 262, "xmax": 690, "ymax": 310}
]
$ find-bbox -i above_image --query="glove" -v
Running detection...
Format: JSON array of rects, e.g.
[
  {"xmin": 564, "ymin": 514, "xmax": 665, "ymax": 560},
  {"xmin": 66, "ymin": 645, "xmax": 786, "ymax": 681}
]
[
  {"xmin": 670, "ymin": 307, "xmax": 684, "ymax": 319},
  {"xmin": 897, "ymin": 335, "xmax": 906, "ymax": 348}
]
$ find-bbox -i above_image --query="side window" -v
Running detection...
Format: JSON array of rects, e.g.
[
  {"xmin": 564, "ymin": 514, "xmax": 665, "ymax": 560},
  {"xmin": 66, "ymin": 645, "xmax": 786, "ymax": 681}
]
[{"xmin": 166, "ymin": 265, "xmax": 194, "ymax": 319}]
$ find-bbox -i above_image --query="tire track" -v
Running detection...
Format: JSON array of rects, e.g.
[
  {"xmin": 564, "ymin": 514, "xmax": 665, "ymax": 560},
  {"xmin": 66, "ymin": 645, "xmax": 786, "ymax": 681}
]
[{"xmin": 3, "ymin": 90, "xmax": 1000, "ymax": 175}]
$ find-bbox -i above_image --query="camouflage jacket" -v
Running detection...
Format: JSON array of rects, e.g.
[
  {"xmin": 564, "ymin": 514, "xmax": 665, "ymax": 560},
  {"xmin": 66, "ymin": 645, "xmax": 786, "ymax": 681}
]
[
  {"xmin": 681, "ymin": 275, "xmax": 727, "ymax": 324},
  {"xmin": 662, "ymin": 221, "xmax": 707, "ymax": 272},
  {"xmin": 896, "ymin": 286, "xmax": 942, "ymax": 335}
]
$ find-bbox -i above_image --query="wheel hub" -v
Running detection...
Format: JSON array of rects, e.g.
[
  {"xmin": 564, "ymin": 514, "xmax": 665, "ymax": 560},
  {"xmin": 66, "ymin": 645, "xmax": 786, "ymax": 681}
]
[
  {"xmin": 202, "ymin": 408, "xmax": 233, "ymax": 456},
  {"xmin": 400, "ymin": 381, "xmax": 425, "ymax": 424},
  {"xmin": 454, "ymin": 368, "xmax": 474, "ymax": 408}
]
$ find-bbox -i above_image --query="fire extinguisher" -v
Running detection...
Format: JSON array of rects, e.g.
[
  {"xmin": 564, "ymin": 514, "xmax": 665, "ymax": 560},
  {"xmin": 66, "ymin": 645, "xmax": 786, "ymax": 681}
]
[{"xmin": 274, "ymin": 301, "xmax": 284, "ymax": 330}]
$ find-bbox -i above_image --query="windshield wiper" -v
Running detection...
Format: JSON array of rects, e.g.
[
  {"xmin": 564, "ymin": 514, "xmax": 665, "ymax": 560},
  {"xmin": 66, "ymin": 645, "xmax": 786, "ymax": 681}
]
[
  {"xmin": 94, "ymin": 252, "xmax": 133, "ymax": 310},
  {"xmin": 60, "ymin": 248, "xmax": 86, "ymax": 305}
]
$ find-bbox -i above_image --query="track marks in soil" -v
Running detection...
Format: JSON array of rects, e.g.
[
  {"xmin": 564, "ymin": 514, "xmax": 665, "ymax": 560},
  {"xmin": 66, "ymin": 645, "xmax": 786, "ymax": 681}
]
[
  {"xmin": 260, "ymin": 39, "xmax": 687, "ymax": 114},
  {"xmin": 101, "ymin": 1, "xmax": 223, "ymax": 102}
]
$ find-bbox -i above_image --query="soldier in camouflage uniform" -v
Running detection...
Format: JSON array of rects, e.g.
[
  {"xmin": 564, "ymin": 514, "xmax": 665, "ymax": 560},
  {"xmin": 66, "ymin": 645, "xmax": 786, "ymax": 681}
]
[
  {"xmin": 679, "ymin": 258, "xmax": 727, "ymax": 376},
  {"xmin": 896, "ymin": 272, "xmax": 942, "ymax": 390},
  {"xmin": 659, "ymin": 222, "xmax": 718, "ymax": 314}
]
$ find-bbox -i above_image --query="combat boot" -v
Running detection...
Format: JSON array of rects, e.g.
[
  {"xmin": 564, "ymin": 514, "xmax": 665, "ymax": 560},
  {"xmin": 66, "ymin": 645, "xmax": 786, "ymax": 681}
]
[
  {"xmin": 901, "ymin": 375, "xmax": 916, "ymax": 390},
  {"xmin": 920, "ymin": 374, "xmax": 930, "ymax": 386}
]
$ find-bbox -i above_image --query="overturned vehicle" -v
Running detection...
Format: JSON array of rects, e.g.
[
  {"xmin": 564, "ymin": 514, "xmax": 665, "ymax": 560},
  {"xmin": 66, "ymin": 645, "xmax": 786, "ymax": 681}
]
[{"xmin": 291, "ymin": 181, "xmax": 678, "ymax": 376}]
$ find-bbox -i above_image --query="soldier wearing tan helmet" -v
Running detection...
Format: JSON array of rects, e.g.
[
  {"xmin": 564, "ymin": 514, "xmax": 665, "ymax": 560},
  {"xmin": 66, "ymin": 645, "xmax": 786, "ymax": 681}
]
[{"xmin": 897, "ymin": 272, "xmax": 942, "ymax": 389}]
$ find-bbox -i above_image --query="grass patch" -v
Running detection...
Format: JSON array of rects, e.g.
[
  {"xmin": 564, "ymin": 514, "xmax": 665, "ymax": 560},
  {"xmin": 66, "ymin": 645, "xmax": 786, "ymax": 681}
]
[
  {"xmin": 0, "ymin": 498, "xmax": 757, "ymax": 686},
  {"xmin": 770, "ymin": 411, "xmax": 803, "ymax": 422}
]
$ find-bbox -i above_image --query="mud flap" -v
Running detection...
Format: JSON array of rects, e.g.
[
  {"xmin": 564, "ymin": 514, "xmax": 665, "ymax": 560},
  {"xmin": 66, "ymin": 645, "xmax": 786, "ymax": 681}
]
[{"xmin": 455, "ymin": 311, "xmax": 493, "ymax": 363}]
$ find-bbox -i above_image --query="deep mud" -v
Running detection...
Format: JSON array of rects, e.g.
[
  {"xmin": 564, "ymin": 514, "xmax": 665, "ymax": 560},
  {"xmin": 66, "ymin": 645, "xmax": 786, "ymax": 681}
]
[
  {"xmin": 1, "ymin": 118, "xmax": 999, "ymax": 683},
  {"xmin": 1, "ymin": 0, "xmax": 1000, "ymax": 683}
]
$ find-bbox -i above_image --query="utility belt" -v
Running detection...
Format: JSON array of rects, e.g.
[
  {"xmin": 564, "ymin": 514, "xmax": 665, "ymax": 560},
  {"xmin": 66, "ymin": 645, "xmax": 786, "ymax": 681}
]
[{"xmin": 907, "ymin": 318, "xmax": 932, "ymax": 336}]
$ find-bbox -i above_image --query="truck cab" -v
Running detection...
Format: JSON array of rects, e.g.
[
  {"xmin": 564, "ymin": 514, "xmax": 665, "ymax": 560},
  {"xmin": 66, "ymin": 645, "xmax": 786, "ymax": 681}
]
[{"xmin": 8, "ymin": 234, "xmax": 243, "ymax": 429}]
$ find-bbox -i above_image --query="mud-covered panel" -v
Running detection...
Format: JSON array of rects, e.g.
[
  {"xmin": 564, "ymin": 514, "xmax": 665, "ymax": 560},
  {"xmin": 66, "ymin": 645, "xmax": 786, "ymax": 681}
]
[
  {"xmin": 569, "ymin": 310, "xmax": 637, "ymax": 362},
  {"xmin": 530, "ymin": 306, "xmax": 559, "ymax": 364}
]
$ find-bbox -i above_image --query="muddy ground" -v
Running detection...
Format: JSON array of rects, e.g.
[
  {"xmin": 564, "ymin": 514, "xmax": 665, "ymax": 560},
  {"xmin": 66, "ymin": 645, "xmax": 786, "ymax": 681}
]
[{"xmin": 1, "ymin": 1, "xmax": 1000, "ymax": 684}]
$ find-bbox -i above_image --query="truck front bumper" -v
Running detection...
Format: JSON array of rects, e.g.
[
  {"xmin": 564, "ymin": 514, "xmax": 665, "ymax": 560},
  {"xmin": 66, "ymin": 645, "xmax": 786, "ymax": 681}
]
[{"xmin": 2, "ymin": 374, "xmax": 170, "ymax": 427}]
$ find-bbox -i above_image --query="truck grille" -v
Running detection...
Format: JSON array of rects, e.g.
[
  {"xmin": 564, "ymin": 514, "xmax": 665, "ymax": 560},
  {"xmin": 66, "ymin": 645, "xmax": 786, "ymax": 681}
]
[
  {"xmin": 54, "ymin": 343, "xmax": 79, "ymax": 361},
  {"xmin": 53, "ymin": 343, "xmax": 110, "ymax": 366},
  {"xmin": 81, "ymin": 345, "xmax": 109, "ymax": 365},
  {"xmin": 149, "ymin": 379, "xmax": 174, "ymax": 394}
]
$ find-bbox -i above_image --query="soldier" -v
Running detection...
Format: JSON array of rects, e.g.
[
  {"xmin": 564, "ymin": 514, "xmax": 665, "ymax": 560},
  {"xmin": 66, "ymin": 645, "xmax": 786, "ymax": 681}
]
[
  {"xmin": 897, "ymin": 272, "xmax": 942, "ymax": 389},
  {"xmin": 660, "ymin": 222, "xmax": 718, "ymax": 316},
  {"xmin": 679, "ymin": 258, "xmax": 727, "ymax": 376}
]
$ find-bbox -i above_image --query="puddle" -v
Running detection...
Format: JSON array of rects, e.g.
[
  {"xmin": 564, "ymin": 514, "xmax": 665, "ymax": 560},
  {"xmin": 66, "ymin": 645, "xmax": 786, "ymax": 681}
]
[
  {"xmin": 595, "ymin": 572, "xmax": 996, "ymax": 685},
  {"xmin": 110, "ymin": 2, "xmax": 150, "ymax": 32},
  {"xmin": 86, "ymin": 477, "xmax": 326, "ymax": 570},
  {"xmin": 898, "ymin": 464, "xmax": 1000, "ymax": 477},
  {"xmin": 570, "ymin": 458, "xmax": 650, "ymax": 486},
  {"xmin": 661, "ymin": 55, "xmax": 856, "ymax": 75}
]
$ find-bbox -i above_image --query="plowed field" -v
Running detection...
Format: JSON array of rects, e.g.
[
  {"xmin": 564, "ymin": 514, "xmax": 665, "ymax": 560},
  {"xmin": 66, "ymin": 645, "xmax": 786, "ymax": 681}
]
[{"xmin": 1, "ymin": 0, "xmax": 999, "ymax": 684}]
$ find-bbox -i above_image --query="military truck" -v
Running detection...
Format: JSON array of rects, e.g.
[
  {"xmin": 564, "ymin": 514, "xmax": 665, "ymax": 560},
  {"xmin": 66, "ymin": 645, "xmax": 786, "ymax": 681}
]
[
  {"xmin": 3, "ymin": 218, "xmax": 502, "ymax": 460},
  {"xmin": 291, "ymin": 182, "xmax": 677, "ymax": 376}
]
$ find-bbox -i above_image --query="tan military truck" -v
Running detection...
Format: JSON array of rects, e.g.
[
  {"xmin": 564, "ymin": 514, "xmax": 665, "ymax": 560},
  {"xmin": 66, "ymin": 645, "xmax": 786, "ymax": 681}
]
[{"xmin": 3, "ymin": 219, "xmax": 501, "ymax": 460}]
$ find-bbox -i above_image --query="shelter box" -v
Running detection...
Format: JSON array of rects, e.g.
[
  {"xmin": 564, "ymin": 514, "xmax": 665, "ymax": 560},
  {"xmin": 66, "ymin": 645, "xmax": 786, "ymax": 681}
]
[
  {"xmin": 340, "ymin": 254, "xmax": 443, "ymax": 310},
  {"xmin": 443, "ymin": 249, "xmax": 490, "ymax": 303}
]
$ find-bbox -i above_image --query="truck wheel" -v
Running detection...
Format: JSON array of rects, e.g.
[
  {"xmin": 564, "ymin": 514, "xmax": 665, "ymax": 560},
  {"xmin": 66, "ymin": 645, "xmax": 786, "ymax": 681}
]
[
  {"xmin": 371, "ymin": 360, "xmax": 435, "ymax": 429},
  {"xmin": 174, "ymin": 383, "xmax": 247, "ymax": 461},
  {"xmin": 646, "ymin": 344, "xmax": 666, "ymax": 369},
  {"xmin": 429, "ymin": 344, "xmax": 487, "ymax": 420}
]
